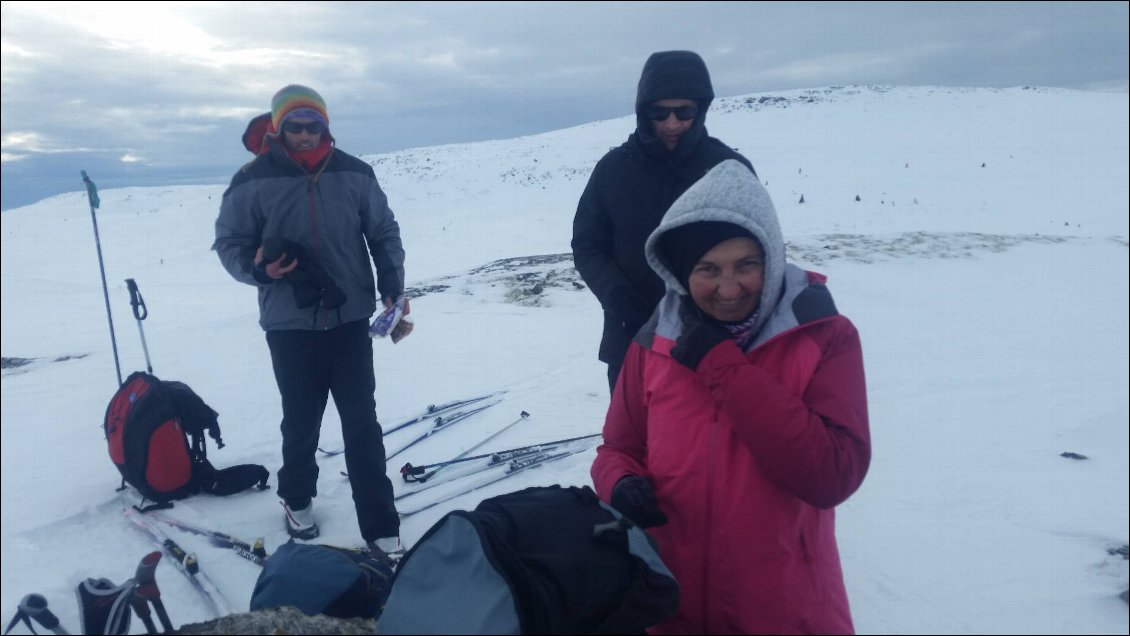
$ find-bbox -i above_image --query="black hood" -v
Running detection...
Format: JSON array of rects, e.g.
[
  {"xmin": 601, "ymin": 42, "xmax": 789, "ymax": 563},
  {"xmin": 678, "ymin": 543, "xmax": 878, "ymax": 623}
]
[{"xmin": 633, "ymin": 51, "xmax": 715, "ymax": 160}]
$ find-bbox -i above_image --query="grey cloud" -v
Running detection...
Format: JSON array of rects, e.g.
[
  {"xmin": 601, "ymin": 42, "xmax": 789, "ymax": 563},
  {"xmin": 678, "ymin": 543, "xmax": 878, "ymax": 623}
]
[{"xmin": 2, "ymin": 1, "xmax": 1126, "ymax": 210}]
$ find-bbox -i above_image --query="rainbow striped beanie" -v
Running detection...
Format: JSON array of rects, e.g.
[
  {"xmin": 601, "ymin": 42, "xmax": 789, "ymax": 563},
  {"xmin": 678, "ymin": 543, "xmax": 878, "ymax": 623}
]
[{"xmin": 271, "ymin": 84, "xmax": 329, "ymax": 131}]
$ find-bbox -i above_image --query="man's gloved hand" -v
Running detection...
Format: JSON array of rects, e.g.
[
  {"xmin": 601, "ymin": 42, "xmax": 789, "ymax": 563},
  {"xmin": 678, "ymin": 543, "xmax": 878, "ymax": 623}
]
[
  {"xmin": 608, "ymin": 288, "xmax": 653, "ymax": 337},
  {"xmin": 254, "ymin": 240, "xmax": 299, "ymax": 283},
  {"xmin": 610, "ymin": 475, "xmax": 668, "ymax": 528},
  {"xmin": 670, "ymin": 298, "xmax": 731, "ymax": 371}
]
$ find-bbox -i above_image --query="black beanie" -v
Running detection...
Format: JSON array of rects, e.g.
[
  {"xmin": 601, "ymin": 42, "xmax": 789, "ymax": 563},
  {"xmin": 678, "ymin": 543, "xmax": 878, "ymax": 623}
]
[
  {"xmin": 659, "ymin": 221, "xmax": 757, "ymax": 289},
  {"xmin": 635, "ymin": 51, "xmax": 715, "ymax": 113}
]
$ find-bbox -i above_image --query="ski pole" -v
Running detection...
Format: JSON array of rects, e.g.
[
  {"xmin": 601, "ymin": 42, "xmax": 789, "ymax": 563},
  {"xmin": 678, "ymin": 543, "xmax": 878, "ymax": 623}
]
[
  {"xmin": 387, "ymin": 400, "xmax": 501, "ymax": 460},
  {"xmin": 125, "ymin": 279, "xmax": 153, "ymax": 374},
  {"xmin": 129, "ymin": 583, "xmax": 157, "ymax": 634},
  {"xmin": 13, "ymin": 594, "xmax": 69, "ymax": 635},
  {"xmin": 322, "ymin": 392, "xmax": 509, "ymax": 456},
  {"xmin": 402, "ymin": 431, "xmax": 602, "ymax": 480},
  {"xmin": 398, "ymin": 445, "xmax": 594, "ymax": 517},
  {"xmin": 132, "ymin": 551, "xmax": 173, "ymax": 633},
  {"xmin": 384, "ymin": 391, "xmax": 505, "ymax": 436},
  {"xmin": 413, "ymin": 411, "xmax": 530, "ymax": 483},
  {"xmin": 82, "ymin": 170, "xmax": 122, "ymax": 387}
]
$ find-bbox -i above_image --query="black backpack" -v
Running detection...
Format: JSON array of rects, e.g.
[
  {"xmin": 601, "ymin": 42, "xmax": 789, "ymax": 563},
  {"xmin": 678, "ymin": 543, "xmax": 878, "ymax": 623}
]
[
  {"xmin": 250, "ymin": 541, "xmax": 394, "ymax": 619},
  {"xmin": 378, "ymin": 485, "xmax": 680, "ymax": 635},
  {"xmin": 104, "ymin": 371, "xmax": 269, "ymax": 510}
]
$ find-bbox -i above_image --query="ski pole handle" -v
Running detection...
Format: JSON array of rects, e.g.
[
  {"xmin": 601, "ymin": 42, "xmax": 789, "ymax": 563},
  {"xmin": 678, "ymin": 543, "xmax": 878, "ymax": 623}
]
[
  {"xmin": 125, "ymin": 279, "xmax": 148, "ymax": 321},
  {"xmin": 134, "ymin": 551, "xmax": 161, "ymax": 588},
  {"xmin": 17, "ymin": 594, "xmax": 69, "ymax": 635},
  {"xmin": 132, "ymin": 550, "xmax": 174, "ymax": 631}
]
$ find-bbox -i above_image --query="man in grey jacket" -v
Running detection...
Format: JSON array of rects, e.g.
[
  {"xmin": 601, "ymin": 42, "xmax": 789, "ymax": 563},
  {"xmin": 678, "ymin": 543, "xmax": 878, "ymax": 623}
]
[{"xmin": 213, "ymin": 84, "xmax": 404, "ymax": 560}]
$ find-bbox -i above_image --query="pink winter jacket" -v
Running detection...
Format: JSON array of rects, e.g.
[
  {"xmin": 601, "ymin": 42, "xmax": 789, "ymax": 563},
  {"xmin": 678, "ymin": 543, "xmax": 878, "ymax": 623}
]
[{"xmin": 592, "ymin": 270, "xmax": 870, "ymax": 634}]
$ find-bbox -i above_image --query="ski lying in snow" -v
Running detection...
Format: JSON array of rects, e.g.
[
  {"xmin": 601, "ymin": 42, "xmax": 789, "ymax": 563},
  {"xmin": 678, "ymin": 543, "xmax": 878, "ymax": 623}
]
[
  {"xmin": 408, "ymin": 410, "xmax": 532, "ymax": 484},
  {"xmin": 124, "ymin": 508, "xmax": 233, "ymax": 618},
  {"xmin": 341, "ymin": 399, "xmax": 507, "ymax": 478},
  {"xmin": 144, "ymin": 511, "xmax": 269, "ymax": 567},
  {"xmin": 386, "ymin": 399, "xmax": 503, "ymax": 460},
  {"xmin": 318, "ymin": 390, "xmax": 505, "ymax": 456},
  {"xmin": 395, "ymin": 444, "xmax": 550, "ymax": 500},
  {"xmin": 397, "ymin": 440, "xmax": 600, "ymax": 516},
  {"xmin": 398, "ymin": 432, "xmax": 603, "ymax": 491}
]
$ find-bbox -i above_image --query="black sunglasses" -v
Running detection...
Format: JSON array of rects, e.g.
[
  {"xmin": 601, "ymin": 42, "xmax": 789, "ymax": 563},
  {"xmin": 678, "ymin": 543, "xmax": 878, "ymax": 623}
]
[
  {"xmin": 281, "ymin": 120, "xmax": 325, "ymax": 135},
  {"xmin": 647, "ymin": 104, "xmax": 698, "ymax": 121}
]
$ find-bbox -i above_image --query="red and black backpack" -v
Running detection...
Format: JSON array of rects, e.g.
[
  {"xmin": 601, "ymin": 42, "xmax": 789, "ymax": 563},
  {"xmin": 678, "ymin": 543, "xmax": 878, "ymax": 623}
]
[{"xmin": 105, "ymin": 371, "xmax": 269, "ymax": 510}]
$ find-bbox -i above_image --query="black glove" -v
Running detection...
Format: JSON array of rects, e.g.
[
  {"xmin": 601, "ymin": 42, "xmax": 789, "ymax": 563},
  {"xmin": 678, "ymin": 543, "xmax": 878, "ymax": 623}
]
[
  {"xmin": 608, "ymin": 288, "xmax": 653, "ymax": 336},
  {"xmin": 252, "ymin": 260, "xmax": 274, "ymax": 285},
  {"xmin": 610, "ymin": 475, "xmax": 668, "ymax": 528},
  {"xmin": 669, "ymin": 298, "xmax": 731, "ymax": 371},
  {"xmin": 254, "ymin": 238, "xmax": 298, "ymax": 285},
  {"xmin": 261, "ymin": 238, "xmax": 347, "ymax": 309}
]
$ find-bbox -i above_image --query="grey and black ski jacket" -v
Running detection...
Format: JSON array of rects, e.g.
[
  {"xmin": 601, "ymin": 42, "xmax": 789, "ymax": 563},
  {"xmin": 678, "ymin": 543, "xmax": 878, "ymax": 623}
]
[{"xmin": 213, "ymin": 138, "xmax": 405, "ymax": 331}]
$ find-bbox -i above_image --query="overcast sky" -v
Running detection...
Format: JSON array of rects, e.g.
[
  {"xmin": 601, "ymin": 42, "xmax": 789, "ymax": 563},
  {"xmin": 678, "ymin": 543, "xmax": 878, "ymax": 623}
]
[{"xmin": 2, "ymin": 1, "xmax": 1127, "ymax": 210}]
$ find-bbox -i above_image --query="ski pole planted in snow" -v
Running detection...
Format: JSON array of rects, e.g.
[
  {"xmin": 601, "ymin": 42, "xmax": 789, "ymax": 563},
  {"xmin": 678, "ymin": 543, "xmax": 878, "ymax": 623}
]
[
  {"xmin": 125, "ymin": 279, "xmax": 153, "ymax": 374},
  {"xmin": 82, "ymin": 170, "xmax": 123, "ymax": 387}
]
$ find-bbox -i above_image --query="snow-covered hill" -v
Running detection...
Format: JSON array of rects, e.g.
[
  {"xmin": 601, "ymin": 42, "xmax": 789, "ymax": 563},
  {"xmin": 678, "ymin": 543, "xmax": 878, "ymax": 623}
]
[{"xmin": 2, "ymin": 86, "xmax": 1127, "ymax": 634}]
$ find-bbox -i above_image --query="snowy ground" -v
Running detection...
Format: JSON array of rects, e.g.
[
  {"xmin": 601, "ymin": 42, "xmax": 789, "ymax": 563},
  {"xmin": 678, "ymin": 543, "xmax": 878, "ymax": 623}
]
[{"xmin": 2, "ymin": 85, "xmax": 1127, "ymax": 634}]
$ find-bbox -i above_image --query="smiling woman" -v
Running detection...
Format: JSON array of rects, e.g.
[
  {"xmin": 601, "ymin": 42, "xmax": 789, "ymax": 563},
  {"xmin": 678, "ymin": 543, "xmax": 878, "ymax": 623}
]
[
  {"xmin": 593, "ymin": 159, "xmax": 871, "ymax": 634},
  {"xmin": 659, "ymin": 222, "xmax": 765, "ymax": 324}
]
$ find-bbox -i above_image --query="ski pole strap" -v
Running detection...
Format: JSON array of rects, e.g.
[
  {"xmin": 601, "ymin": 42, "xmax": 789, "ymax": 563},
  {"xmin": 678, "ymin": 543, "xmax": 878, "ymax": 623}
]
[
  {"xmin": 4, "ymin": 610, "xmax": 33, "ymax": 636},
  {"xmin": 125, "ymin": 279, "xmax": 148, "ymax": 321},
  {"xmin": 11, "ymin": 594, "xmax": 67, "ymax": 635}
]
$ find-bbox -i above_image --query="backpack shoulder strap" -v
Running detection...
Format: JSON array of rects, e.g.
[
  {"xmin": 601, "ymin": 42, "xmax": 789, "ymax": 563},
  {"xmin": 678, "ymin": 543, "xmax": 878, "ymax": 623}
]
[{"xmin": 160, "ymin": 380, "xmax": 224, "ymax": 449}]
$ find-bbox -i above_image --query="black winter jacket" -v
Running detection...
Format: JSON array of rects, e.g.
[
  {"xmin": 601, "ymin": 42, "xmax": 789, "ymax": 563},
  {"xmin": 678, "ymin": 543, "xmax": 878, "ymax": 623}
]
[
  {"xmin": 572, "ymin": 135, "xmax": 753, "ymax": 365},
  {"xmin": 571, "ymin": 51, "xmax": 754, "ymax": 365}
]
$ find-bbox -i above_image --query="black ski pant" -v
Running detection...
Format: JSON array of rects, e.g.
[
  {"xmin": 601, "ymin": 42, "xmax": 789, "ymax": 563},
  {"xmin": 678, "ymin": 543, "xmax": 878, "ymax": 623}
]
[{"xmin": 266, "ymin": 319, "xmax": 399, "ymax": 541}]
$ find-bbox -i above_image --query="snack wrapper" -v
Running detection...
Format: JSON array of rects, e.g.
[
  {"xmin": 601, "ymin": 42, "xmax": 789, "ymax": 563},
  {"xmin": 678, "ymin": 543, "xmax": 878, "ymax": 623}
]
[{"xmin": 369, "ymin": 295, "xmax": 407, "ymax": 338}]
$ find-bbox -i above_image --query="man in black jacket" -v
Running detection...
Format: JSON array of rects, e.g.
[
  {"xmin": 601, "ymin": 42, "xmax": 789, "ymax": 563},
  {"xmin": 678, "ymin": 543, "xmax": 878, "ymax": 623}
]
[{"xmin": 572, "ymin": 51, "xmax": 756, "ymax": 392}]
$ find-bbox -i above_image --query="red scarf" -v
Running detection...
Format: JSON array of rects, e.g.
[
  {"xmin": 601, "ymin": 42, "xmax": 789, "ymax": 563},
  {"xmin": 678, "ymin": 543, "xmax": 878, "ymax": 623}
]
[{"xmin": 285, "ymin": 138, "xmax": 332, "ymax": 173}]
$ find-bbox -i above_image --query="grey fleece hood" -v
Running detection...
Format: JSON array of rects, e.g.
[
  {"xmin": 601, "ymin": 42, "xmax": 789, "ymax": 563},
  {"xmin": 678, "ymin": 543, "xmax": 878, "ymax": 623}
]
[{"xmin": 644, "ymin": 159, "xmax": 786, "ymax": 330}]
